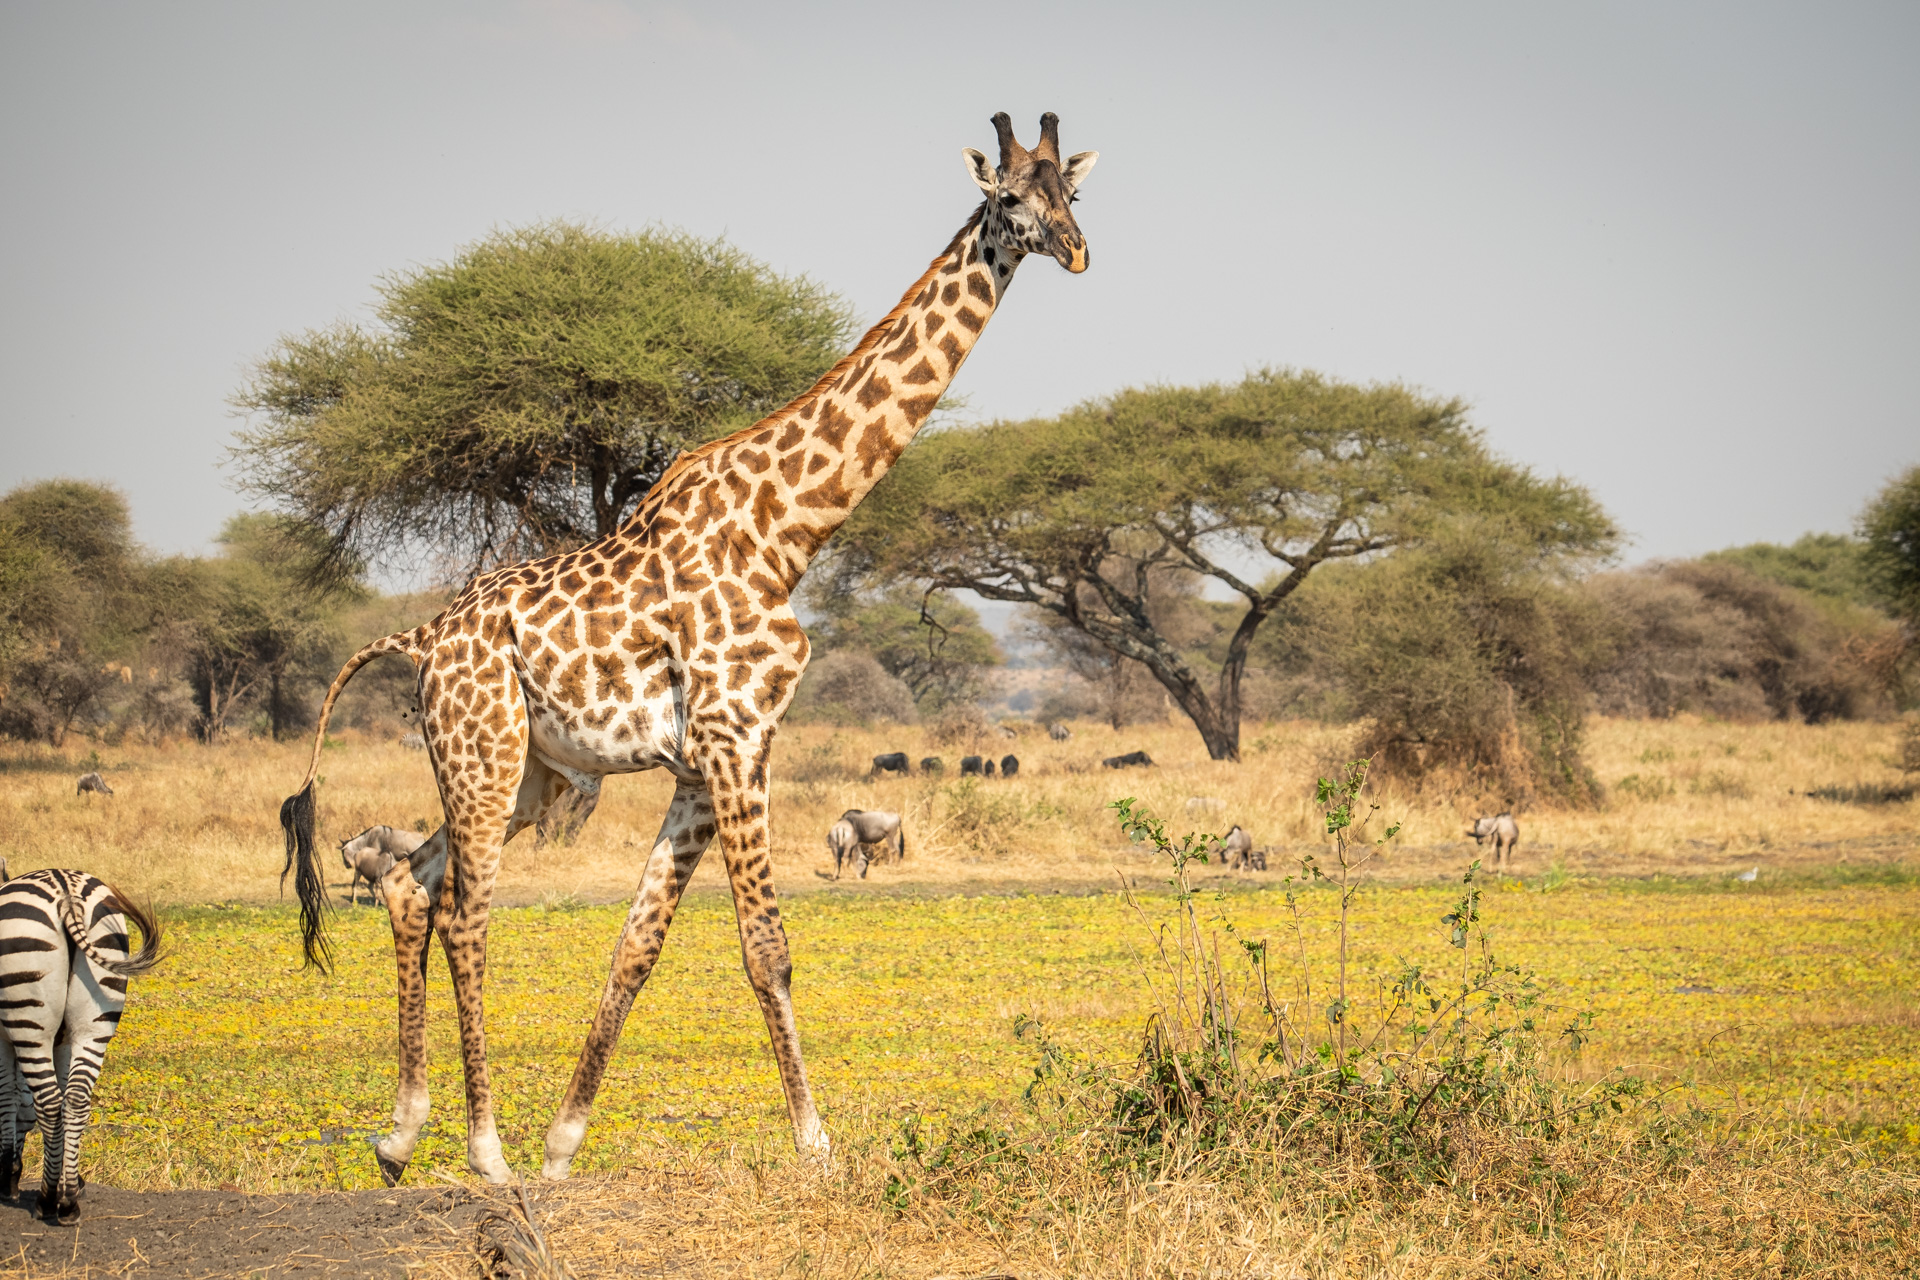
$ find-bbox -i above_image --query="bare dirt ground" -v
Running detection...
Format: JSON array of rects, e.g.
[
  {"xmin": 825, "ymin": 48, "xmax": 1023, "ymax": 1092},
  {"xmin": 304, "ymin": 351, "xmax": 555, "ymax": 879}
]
[{"xmin": 2, "ymin": 1181, "xmax": 494, "ymax": 1278}]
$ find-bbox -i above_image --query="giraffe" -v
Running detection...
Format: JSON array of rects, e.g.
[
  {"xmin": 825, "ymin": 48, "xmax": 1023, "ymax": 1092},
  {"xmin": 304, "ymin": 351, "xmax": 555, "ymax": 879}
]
[{"xmin": 279, "ymin": 112, "xmax": 1098, "ymax": 1186}]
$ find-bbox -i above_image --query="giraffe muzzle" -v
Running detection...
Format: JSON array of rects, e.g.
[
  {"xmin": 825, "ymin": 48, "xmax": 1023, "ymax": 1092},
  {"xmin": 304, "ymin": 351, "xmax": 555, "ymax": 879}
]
[{"xmin": 1053, "ymin": 234, "xmax": 1089, "ymax": 274}]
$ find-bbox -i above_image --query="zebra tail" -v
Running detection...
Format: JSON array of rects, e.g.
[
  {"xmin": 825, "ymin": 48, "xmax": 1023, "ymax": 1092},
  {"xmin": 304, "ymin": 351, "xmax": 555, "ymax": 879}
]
[
  {"xmin": 100, "ymin": 885, "xmax": 164, "ymax": 976},
  {"xmin": 54, "ymin": 873, "xmax": 164, "ymax": 978}
]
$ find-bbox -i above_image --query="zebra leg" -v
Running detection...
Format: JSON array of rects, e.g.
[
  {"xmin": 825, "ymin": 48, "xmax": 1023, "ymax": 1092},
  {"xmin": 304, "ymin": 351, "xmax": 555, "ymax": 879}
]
[
  {"xmin": 0, "ymin": 1040, "xmax": 20, "ymax": 1200},
  {"xmin": 541, "ymin": 783, "xmax": 714, "ymax": 1181},
  {"xmin": 30, "ymin": 1043, "xmax": 65, "ymax": 1221},
  {"xmin": 53, "ymin": 1030, "xmax": 109, "ymax": 1223}
]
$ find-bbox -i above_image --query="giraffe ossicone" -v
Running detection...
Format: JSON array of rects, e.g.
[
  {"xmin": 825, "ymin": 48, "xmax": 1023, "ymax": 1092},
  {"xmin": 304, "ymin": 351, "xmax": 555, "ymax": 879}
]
[{"xmin": 277, "ymin": 112, "xmax": 1098, "ymax": 1186}]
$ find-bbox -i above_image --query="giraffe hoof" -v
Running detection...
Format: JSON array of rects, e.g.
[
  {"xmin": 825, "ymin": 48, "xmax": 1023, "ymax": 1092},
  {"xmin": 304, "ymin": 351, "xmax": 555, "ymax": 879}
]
[{"xmin": 375, "ymin": 1148, "xmax": 409, "ymax": 1187}]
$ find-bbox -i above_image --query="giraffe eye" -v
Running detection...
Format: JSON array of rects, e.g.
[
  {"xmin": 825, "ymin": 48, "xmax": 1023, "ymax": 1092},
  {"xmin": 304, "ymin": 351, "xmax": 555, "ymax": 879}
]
[{"xmin": 999, "ymin": 194, "xmax": 1019, "ymax": 207}]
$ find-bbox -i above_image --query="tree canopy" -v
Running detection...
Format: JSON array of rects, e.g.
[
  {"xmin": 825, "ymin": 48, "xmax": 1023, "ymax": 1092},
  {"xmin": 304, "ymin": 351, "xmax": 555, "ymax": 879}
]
[
  {"xmin": 1860, "ymin": 464, "xmax": 1920, "ymax": 627},
  {"xmin": 233, "ymin": 222, "xmax": 859, "ymax": 580},
  {"xmin": 828, "ymin": 369, "xmax": 1617, "ymax": 760}
]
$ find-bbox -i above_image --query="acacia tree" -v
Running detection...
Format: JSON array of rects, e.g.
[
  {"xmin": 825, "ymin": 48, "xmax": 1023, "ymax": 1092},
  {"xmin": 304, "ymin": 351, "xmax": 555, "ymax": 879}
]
[
  {"xmin": 233, "ymin": 222, "xmax": 858, "ymax": 579},
  {"xmin": 1860, "ymin": 465, "xmax": 1920, "ymax": 627},
  {"xmin": 172, "ymin": 515, "xmax": 359, "ymax": 743},
  {"xmin": 806, "ymin": 588, "xmax": 1002, "ymax": 712},
  {"xmin": 828, "ymin": 370, "xmax": 1616, "ymax": 761},
  {"xmin": 0, "ymin": 481, "xmax": 149, "ymax": 744}
]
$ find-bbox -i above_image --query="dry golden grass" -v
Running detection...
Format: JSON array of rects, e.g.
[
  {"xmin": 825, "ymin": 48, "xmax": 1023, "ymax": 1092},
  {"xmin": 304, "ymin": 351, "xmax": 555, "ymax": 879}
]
[
  {"xmin": 1, "ymin": 717, "xmax": 1915, "ymax": 1277},
  {"xmin": 0, "ymin": 715, "xmax": 1909, "ymax": 904}
]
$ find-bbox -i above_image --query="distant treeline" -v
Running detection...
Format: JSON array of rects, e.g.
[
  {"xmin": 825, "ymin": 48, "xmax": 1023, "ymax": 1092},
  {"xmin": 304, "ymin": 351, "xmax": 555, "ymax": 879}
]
[{"xmin": 0, "ymin": 480, "xmax": 433, "ymax": 747}]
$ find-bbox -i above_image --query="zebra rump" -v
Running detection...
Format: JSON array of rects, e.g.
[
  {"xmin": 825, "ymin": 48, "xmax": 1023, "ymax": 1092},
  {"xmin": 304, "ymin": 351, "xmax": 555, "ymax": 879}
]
[{"xmin": 0, "ymin": 868, "xmax": 162, "ymax": 1223}]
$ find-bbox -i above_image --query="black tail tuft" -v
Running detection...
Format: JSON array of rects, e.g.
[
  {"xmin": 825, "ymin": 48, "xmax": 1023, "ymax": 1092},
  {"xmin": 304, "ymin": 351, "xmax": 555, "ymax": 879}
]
[{"xmin": 280, "ymin": 783, "xmax": 331, "ymax": 972}]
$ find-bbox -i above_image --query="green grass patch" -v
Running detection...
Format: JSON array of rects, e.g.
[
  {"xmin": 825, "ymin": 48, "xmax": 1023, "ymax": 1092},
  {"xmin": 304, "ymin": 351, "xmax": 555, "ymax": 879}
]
[{"xmin": 72, "ymin": 877, "xmax": 1920, "ymax": 1191}]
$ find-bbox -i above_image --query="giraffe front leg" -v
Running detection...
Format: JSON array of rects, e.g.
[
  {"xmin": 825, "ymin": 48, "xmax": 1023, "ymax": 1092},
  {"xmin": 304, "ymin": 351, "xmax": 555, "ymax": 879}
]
[
  {"xmin": 542, "ymin": 783, "xmax": 714, "ymax": 1181},
  {"xmin": 371, "ymin": 833, "xmax": 444, "ymax": 1187},
  {"xmin": 710, "ymin": 764, "xmax": 828, "ymax": 1163}
]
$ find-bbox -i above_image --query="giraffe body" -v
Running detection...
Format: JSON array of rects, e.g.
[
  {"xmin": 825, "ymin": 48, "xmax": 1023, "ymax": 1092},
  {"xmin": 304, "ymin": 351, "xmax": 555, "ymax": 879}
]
[{"xmin": 280, "ymin": 113, "xmax": 1097, "ymax": 1185}]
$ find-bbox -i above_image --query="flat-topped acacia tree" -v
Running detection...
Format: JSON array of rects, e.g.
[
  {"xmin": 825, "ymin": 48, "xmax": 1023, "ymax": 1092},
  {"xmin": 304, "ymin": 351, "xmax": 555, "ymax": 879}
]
[{"xmin": 827, "ymin": 369, "xmax": 1617, "ymax": 761}]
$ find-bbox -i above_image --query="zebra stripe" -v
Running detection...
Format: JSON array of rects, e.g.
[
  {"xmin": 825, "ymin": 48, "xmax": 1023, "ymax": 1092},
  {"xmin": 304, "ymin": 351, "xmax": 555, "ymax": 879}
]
[{"xmin": 0, "ymin": 868, "xmax": 162, "ymax": 1223}]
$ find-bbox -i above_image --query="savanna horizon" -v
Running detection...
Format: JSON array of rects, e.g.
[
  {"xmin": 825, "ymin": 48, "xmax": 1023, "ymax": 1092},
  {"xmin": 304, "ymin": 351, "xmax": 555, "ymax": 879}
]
[{"xmin": 0, "ymin": 716, "xmax": 1909, "ymax": 906}]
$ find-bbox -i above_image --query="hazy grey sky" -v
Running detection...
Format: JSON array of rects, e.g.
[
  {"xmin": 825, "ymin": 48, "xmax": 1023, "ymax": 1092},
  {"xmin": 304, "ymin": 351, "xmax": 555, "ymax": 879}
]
[{"xmin": 3, "ymin": 1, "xmax": 1915, "ymax": 578}]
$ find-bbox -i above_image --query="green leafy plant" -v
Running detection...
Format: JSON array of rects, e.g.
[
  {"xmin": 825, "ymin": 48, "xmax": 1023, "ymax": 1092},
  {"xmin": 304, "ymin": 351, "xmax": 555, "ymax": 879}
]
[{"xmin": 1087, "ymin": 761, "xmax": 1645, "ymax": 1187}]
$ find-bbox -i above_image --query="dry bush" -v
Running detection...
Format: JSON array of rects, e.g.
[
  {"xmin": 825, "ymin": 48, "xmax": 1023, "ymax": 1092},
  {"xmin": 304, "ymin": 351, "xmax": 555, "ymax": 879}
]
[
  {"xmin": 1585, "ymin": 560, "xmax": 1896, "ymax": 723},
  {"xmin": 925, "ymin": 702, "xmax": 990, "ymax": 748},
  {"xmin": 784, "ymin": 649, "xmax": 918, "ymax": 726},
  {"xmin": 1282, "ymin": 535, "xmax": 1606, "ymax": 808}
]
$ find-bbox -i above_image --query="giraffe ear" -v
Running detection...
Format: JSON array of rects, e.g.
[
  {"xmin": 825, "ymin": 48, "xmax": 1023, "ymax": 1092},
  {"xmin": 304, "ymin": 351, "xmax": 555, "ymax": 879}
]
[
  {"xmin": 1061, "ymin": 150, "xmax": 1099, "ymax": 193},
  {"xmin": 961, "ymin": 148, "xmax": 998, "ymax": 195}
]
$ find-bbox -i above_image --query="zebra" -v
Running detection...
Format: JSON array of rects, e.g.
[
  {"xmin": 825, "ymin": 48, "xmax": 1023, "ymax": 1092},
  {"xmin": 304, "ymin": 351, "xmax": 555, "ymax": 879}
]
[{"xmin": 0, "ymin": 868, "xmax": 163, "ymax": 1223}]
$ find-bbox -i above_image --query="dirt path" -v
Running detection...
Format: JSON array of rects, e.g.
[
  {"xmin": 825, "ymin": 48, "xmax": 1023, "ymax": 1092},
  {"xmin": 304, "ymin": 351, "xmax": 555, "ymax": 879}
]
[{"xmin": 1, "ymin": 1182, "xmax": 489, "ymax": 1278}]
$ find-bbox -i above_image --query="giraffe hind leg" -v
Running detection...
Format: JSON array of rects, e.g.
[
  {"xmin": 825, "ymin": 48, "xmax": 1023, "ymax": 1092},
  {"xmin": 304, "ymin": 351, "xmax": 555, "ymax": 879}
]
[
  {"xmin": 371, "ymin": 755, "xmax": 570, "ymax": 1186},
  {"xmin": 542, "ymin": 782, "xmax": 715, "ymax": 1180}
]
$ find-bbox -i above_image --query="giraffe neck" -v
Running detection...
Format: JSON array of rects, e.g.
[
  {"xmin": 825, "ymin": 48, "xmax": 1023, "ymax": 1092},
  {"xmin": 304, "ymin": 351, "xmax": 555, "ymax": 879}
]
[{"xmin": 627, "ymin": 204, "xmax": 1028, "ymax": 590}]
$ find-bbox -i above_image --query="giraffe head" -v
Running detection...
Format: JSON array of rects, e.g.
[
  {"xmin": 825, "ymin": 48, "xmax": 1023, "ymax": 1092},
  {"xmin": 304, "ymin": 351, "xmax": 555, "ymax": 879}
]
[{"xmin": 963, "ymin": 111, "xmax": 1098, "ymax": 273}]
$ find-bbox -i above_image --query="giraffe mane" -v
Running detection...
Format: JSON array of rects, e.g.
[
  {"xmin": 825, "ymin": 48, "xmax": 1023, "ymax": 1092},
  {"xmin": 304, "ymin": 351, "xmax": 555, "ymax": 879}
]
[{"xmin": 637, "ymin": 202, "xmax": 988, "ymax": 512}]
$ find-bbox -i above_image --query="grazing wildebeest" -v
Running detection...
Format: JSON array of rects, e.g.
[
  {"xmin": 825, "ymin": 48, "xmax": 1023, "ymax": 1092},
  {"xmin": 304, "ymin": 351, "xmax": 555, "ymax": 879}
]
[
  {"xmin": 1217, "ymin": 824, "xmax": 1254, "ymax": 871},
  {"xmin": 340, "ymin": 825, "xmax": 426, "ymax": 905},
  {"xmin": 960, "ymin": 755, "xmax": 986, "ymax": 777},
  {"xmin": 75, "ymin": 772, "xmax": 113, "ymax": 798},
  {"xmin": 829, "ymin": 810, "xmax": 905, "ymax": 879},
  {"xmin": 919, "ymin": 757, "xmax": 943, "ymax": 774},
  {"xmin": 1000, "ymin": 754, "xmax": 1019, "ymax": 778},
  {"xmin": 1048, "ymin": 723, "xmax": 1071, "ymax": 741},
  {"xmin": 1467, "ymin": 812, "xmax": 1521, "ymax": 873},
  {"xmin": 869, "ymin": 753, "xmax": 910, "ymax": 777},
  {"xmin": 827, "ymin": 818, "xmax": 863, "ymax": 880},
  {"xmin": 1103, "ymin": 751, "xmax": 1154, "ymax": 769}
]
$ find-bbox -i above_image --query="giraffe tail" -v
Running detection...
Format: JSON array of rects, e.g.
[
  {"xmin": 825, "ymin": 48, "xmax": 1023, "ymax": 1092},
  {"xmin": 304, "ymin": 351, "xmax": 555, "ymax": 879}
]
[{"xmin": 281, "ymin": 627, "xmax": 426, "ymax": 973}]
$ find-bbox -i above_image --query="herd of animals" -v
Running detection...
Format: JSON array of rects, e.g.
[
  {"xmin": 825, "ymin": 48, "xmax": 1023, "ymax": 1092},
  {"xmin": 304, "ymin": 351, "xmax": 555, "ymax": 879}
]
[{"xmin": 1, "ymin": 112, "xmax": 1540, "ymax": 1222}]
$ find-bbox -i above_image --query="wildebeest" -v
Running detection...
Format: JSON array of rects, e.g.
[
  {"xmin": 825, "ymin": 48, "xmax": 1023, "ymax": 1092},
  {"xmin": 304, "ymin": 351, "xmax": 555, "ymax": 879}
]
[
  {"xmin": 1048, "ymin": 723, "xmax": 1072, "ymax": 741},
  {"xmin": 1217, "ymin": 824, "xmax": 1255, "ymax": 871},
  {"xmin": 826, "ymin": 818, "xmax": 862, "ymax": 880},
  {"xmin": 1000, "ymin": 754, "xmax": 1019, "ymax": 778},
  {"xmin": 75, "ymin": 772, "xmax": 113, "ymax": 798},
  {"xmin": 1102, "ymin": 751, "xmax": 1155, "ymax": 769},
  {"xmin": 1466, "ymin": 812, "xmax": 1521, "ymax": 873},
  {"xmin": 340, "ymin": 825, "xmax": 427, "ymax": 905},
  {"xmin": 919, "ymin": 756, "xmax": 943, "ymax": 774},
  {"xmin": 829, "ymin": 809, "xmax": 905, "ymax": 879},
  {"xmin": 869, "ymin": 752, "xmax": 911, "ymax": 777},
  {"xmin": 960, "ymin": 755, "xmax": 986, "ymax": 777}
]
